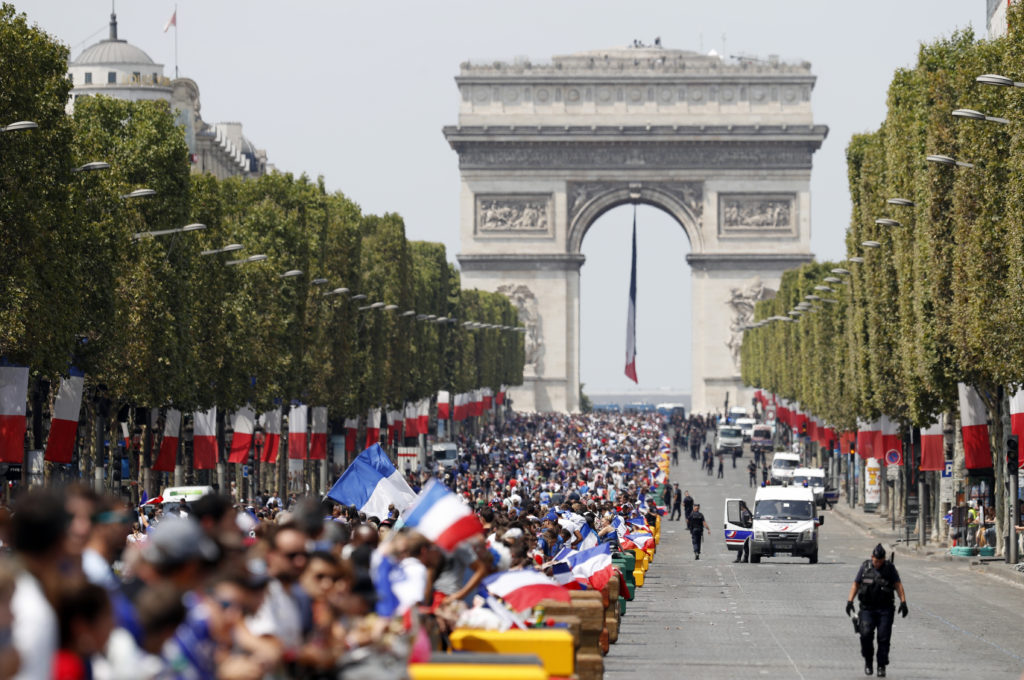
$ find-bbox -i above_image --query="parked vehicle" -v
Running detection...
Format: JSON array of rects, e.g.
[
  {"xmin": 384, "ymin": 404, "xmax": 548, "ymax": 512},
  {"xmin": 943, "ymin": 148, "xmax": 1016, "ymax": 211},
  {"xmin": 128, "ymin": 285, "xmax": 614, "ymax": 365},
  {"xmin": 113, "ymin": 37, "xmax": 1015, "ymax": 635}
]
[
  {"xmin": 432, "ymin": 442, "xmax": 459, "ymax": 469},
  {"xmin": 746, "ymin": 484, "xmax": 823, "ymax": 564},
  {"xmin": 769, "ymin": 451, "xmax": 801, "ymax": 484},
  {"xmin": 714, "ymin": 424, "xmax": 744, "ymax": 457},
  {"xmin": 751, "ymin": 424, "xmax": 773, "ymax": 454},
  {"xmin": 791, "ymin": 467, "xmax": 826, "ymax": 507},
  {"xmin": 735, "ymin": 417, "xmax": 757, "ymax": 441}
]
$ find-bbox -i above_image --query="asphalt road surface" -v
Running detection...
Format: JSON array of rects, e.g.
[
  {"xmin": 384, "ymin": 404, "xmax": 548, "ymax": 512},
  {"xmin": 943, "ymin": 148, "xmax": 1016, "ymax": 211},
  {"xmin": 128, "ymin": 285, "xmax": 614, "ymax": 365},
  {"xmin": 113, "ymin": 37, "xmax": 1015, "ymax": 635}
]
[{"xmin": 606, "ymin": 442, "xmax": 1024, "ymax": 680}]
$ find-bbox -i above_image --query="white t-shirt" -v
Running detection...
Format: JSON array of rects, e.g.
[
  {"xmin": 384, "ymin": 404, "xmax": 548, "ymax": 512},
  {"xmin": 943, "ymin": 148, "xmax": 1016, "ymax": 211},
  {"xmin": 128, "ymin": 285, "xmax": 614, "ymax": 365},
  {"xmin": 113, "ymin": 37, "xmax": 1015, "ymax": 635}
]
[
  {"xmin": 12, "ymin": 571, "xmax": 57, "ymax": 680},
  {"xmin": 245, "ymin": 579, "xmax": 302, "ymax": 651}
]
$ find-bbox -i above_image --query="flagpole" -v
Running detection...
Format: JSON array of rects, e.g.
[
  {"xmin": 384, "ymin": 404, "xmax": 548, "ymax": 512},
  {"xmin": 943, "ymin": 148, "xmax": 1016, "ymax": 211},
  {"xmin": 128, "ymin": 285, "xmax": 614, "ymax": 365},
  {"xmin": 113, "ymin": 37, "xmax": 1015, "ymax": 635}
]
[{"xmin": 174, "ymin": 4, "xmax": 178, "ymax": 78}]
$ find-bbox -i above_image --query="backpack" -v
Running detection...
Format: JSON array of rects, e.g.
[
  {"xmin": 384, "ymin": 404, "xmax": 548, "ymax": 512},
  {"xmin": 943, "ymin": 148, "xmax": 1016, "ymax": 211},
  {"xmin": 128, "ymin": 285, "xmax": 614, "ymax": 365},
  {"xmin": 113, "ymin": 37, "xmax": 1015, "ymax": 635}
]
[{"xmin": 857, "ymin": 559, "xmax": 895, "ymax": 608}]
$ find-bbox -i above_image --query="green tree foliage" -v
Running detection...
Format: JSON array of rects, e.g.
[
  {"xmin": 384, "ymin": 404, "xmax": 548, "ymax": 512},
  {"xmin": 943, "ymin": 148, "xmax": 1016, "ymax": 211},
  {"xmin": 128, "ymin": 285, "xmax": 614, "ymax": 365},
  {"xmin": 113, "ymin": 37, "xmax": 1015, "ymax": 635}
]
[{"xmin": 0, "ymin": 3, "xmax": 524, "ymax": 439}]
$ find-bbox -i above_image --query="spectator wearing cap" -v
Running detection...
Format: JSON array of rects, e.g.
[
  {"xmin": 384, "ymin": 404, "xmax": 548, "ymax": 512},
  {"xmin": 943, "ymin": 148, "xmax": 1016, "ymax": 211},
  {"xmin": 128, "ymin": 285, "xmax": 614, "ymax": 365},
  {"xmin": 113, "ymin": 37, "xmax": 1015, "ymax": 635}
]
[{"xmin": 10, "ymin": 490, "xmax": 68, "ymax": 680}]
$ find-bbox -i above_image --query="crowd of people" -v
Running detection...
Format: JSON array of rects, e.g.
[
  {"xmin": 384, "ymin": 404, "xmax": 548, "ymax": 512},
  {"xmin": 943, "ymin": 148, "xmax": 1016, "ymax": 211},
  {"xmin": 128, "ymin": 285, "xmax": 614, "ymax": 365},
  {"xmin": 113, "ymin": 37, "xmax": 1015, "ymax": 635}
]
[{"xmin": 0, "ymin": 411, "xmax": 674, "ymax": 679}]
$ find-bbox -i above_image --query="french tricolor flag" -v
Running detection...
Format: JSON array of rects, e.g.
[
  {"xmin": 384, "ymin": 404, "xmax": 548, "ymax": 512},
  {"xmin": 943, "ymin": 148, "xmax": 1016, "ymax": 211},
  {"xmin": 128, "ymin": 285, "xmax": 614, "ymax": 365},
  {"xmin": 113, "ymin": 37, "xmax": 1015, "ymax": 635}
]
[
  {"xmin": 152, "ymin": 409, "xmax": 181, "ymax": 472},
  {"xmin": 192, "ymin": 407, "xmax": 218, "ymax": 470},
  {"xmin": 482, "ymin": 387, "xmax": 493, "ymax": 410},
  {"xmin": 310, "ymin": 407, "xmax": 328, "ymax": 461},
  {"xmin": 228, "ymin": 405, "xmax": 254, "ymax": 464},
  {"xmin": 44, "ymin": 368, "xmax": 83, "ymax": 464},
  {"xmin": 401, "ymin": 479, "xmax": 484, "ymax": 551},
  {"xmin": 483, "ymin": 569, "xmax": 571, "ymax": 613},
  {"xmin": 958, "ymin": 383, "xmax": 991, "ymax": 469},
  {"xmin": 437, "ymin": 391, "xmax": 450, "ymax": 420},
  {"xmin": 261, "ymin": 408, "xmax": 281, "ymax": 463},
  {"xmin": 288, "ymin": 404, "xmax": 307, "ymax": 460},
  {"xmin": 365, "ymin": 408, "xmax": 381, "ymax": 449},
  {"xmin": 555, "ymin": 542, "xmax": 615, "ymax": 591},
  {"xmin": 624, "ymin": 212, "xmax": 638, "ymax": 383},
  {"xmin": 920, "ymin": 417, "xmax": 945, "ymax": 471},
  {"xmin": 625, "ymin": 531, "xmax": 655, "ymax": 550}
]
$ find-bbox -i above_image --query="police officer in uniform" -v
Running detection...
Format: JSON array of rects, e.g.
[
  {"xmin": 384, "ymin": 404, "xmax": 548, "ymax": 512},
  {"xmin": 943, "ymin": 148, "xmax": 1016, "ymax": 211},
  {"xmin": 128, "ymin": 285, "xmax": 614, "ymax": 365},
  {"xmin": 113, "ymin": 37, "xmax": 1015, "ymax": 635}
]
[
  {"xmin": 687, "ymin": 503, "xmax": 711, "ymax": 559},
  {"xmin": 845, "ymin": 544, "xmax": 908, "ymax": 677},
  {"xmin": 734, "ymin": 500, "xmax": 753, "ymax": 563}
]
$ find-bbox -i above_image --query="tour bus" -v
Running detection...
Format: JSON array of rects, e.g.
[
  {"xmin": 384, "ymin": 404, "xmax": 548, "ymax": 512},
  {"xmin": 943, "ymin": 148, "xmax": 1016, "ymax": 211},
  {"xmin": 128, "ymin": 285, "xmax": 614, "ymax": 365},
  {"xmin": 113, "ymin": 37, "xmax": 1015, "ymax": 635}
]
[
  {"xmin": 769, "ymin": 451, "xmax": 801, "ymax": 484},
  {"xmin": 726, "ymin": 484, "xmax": 823, "ymax": 564}
]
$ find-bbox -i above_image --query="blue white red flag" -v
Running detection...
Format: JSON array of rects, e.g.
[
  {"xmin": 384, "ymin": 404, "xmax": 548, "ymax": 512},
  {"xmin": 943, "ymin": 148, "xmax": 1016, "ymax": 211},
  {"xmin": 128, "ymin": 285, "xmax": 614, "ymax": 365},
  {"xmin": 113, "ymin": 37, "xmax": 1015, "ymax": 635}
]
[
  {"xmin": 401, "ymin": 479, "xmax": 483, "ymax": 551},
  {"xmin": 326, "ymin": 444, "xmax": 417, "ymax": 519},
  {"xmin": 553, "ymin": 543, "xmax": 615, "ymax": 590},
  {"xmin": 483, "ymin": 569, "xmax": 570, "ymax": 612},
  {"xmin": 624, "ymin": 210, "xmax": 638, "ymax": 383}
]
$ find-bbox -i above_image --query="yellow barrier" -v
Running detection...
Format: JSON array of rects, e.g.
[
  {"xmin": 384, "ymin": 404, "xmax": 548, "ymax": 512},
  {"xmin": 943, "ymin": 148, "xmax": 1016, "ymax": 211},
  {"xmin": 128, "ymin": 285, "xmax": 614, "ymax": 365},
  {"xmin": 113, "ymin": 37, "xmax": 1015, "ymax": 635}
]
[
  {"xmin": 409, "ymin": 663, "xmax": 548, "ymax": 680},
  {"xmin": 449, "ymin": 629, "xmax": 574, "ymax": 678}
]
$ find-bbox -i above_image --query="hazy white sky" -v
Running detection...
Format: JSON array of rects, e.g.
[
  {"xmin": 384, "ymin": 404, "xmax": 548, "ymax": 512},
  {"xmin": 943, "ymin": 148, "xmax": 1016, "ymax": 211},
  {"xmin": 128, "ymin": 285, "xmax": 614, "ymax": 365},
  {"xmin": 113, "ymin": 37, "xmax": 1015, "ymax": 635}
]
[{"xmin": 15, "ymin": 1, "xmax": 986, "ymax": 395}]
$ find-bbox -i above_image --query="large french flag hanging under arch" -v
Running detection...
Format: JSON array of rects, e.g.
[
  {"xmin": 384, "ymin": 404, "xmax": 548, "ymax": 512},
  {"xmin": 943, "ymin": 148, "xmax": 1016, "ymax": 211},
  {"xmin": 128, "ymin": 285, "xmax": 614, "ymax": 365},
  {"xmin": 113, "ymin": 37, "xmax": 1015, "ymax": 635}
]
[{"xmin": 624, "ymin": 209, "xmax": 638, "ymax": 383}]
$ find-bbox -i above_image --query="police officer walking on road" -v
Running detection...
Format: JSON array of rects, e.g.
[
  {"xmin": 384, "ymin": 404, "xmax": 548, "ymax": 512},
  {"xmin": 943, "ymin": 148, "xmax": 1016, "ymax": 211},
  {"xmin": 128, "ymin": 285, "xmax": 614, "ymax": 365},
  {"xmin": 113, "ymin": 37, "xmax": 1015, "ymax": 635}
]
[
  {"xmin": 669, "ymin": 483, "xmax": 683, "ymax": 521},
  {"xmin": 845, "ymin": 544, "xmax": 908, "ymax": 677},
  {"xmin": 687, "ymin": 503, "xmax": 711, "ymax": 559}
]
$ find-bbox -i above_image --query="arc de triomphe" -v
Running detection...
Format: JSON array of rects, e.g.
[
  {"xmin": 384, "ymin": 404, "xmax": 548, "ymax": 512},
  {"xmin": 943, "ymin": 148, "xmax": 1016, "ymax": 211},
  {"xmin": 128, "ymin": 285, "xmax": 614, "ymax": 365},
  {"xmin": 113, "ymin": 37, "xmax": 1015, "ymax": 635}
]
[{"xmin": 444, "ymin": 46, "xmax": 827, "ymax": 413}]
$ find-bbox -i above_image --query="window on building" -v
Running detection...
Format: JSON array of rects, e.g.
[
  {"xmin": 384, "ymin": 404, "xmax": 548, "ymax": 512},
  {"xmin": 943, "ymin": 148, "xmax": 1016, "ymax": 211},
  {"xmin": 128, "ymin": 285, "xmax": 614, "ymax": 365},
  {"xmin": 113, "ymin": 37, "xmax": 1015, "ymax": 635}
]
[
  {"xmin": 68, "ymin": 73, "xmax": 73, "ymax": 85},
  {"xmin": 152, "ymin": 72, "xmax": 158, "ymax": 83},
  {"xmin": 107, "ymin": 71, "xmax": 116, "ymax": 84},
  {"xmin": 132, "ymin": 71, "xmax": 140, "ymax": 83},
  {"xmin": 84, "ymin": 72, "xmax": 92, "ymax": 84}
]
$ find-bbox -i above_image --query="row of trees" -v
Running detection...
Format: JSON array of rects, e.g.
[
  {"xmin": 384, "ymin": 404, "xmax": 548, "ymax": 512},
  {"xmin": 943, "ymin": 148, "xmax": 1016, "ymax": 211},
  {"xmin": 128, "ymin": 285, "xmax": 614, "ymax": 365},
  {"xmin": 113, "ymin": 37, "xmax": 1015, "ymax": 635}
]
[
  {"xmin": 0, "ymin": 6, "xmax": 524, "ymax": 472},
  {"xmin": 740, "ymin": 7, "xmax": 1024, "ymax": 550}
]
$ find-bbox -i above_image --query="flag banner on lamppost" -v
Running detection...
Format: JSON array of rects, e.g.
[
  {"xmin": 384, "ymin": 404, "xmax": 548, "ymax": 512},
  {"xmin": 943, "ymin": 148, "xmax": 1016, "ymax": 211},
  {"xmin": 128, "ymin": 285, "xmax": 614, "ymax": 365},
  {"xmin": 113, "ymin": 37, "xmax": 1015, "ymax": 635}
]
[
  {"xmin": 1011, "ymin": 389, "xmax": 1024, "ymax": 467},
  {"xmin": 288, "ymin": 403, "xmax": 308, "ymax": 460},
  {"xmin": 387, "ymin": 410, "xmax": 402, "ymax": 446},
  {"xmin": 44, "ymin": 368, "xmax": 84, "ymax": 464},
  {"xmin": 344, "ymin": 417, "xmax": 359, "ymax": 454},
  {"xmin": 0, "ymin": 364, "xmax": 27, "ymax": 464},
  {"xmin": 260, "ymin": 408, "xmax": 281, "ymax": 463},
  {"xmin": 404, "ymin": 402, "xmax": 418, "ymax": 437},
  {"xmin": 416, "ymin": 399, "xmax": 429, "ymax": 434},
  {"xmin": 228, "ymin": 406, "xmax": 255, "ymax": 464},
  {"xmin": 920, "ymin": 417, "xmax": 944, "ymax": 471},
  {"xmin": 365, "ymin": 408, "xmax": 381, "ymax": 449},
  {"xmin": 193, "ymin": 407, "xmax": 218, "ymax": 469},
  {"xmin": 453, "ymin": 393, "xmax": 467, "ymax": 421},
  {"xmin": 958, "ymin": 383, "xmax": 991, "ymax": 469},
  {"xmin": 880, "ymin": 415, "xmax": 901, "ymax": 464},
  {"xmin": 152, "ymin": 409, "xmax": 181, "ymax": 472},
  {"xmin": 309, "ymin": 407, "xmax": 327, "ymax": 461},
  {"xmin": 436, "ymin": 391, "xmax": 450, "ymax": 420}
]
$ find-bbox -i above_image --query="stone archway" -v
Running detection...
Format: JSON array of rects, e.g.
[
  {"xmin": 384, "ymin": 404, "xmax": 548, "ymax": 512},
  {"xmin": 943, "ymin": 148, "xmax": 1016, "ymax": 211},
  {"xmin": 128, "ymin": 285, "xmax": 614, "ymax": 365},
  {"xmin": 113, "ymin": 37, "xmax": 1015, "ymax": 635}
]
[{"xmin": 445, "ymin": 45, "xmax": 827, "ymax": 413}]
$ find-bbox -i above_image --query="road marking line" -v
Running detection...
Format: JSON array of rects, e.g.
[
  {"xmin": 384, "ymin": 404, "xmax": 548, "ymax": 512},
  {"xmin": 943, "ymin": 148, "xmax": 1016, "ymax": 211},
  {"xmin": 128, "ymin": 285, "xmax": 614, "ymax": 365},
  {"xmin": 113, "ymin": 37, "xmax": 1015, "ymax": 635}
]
[{"xmin": 729, "ymin": 562, "xmax": 807, "ymax": 680}]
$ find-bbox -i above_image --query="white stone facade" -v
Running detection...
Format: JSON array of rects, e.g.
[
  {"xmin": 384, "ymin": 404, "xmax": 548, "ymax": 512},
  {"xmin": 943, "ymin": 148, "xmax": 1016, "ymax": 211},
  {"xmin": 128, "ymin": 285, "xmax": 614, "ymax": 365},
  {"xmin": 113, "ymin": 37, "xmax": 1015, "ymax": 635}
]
[
  {"xmin": 989, "ymin": 0, "xmax": 1011, "ymax": 37},
  {"xmin": 445, "ymin": 47, "xmax": 827, "ymax": 413},
  {"xmin": 66, "ymin": 13, "xmax": 269, "ymax": 181}
]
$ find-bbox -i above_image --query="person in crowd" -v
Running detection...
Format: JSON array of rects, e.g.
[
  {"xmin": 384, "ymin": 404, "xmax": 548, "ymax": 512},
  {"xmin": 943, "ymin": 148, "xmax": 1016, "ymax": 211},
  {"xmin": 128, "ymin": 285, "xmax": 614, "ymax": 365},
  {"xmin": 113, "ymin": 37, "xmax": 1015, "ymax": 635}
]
[{"xmin": 53, "ymin": 581, "xmax": 114, "ymax": 680}]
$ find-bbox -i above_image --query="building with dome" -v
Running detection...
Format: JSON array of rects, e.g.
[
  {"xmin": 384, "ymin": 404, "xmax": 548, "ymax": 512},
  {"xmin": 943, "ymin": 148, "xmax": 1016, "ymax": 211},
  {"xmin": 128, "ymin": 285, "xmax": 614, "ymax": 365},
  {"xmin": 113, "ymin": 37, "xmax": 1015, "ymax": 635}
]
[{"xmin": 67, "ymin": 12, "xmax": 270, "ymax": 180}]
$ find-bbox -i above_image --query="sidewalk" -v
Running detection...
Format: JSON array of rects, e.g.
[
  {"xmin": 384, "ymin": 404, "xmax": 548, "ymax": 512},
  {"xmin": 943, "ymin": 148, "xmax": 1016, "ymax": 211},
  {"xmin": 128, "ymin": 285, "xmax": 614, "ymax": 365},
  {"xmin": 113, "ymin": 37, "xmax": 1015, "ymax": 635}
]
[{"xmin": 831, "ymin": 496, "xmax": 1024, "ymax": 590}]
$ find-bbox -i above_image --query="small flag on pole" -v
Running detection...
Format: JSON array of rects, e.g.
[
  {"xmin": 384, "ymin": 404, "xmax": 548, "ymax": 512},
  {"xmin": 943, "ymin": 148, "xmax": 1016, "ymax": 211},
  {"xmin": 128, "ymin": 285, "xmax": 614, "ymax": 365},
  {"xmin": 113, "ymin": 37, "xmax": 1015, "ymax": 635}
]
[
  {"xmin": 624, "ymin": 209, "xmax": 638, "ymax": 383},
  {"xmin": 163, "ymin": 9, "xmax": 177, "ymax": 32}
]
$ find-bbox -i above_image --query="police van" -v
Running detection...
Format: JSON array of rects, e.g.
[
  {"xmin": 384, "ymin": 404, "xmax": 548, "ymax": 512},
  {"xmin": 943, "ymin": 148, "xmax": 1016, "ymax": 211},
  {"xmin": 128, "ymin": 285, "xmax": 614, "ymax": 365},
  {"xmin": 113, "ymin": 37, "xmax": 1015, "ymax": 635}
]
[
  {"xmin": 791, "ymin": 467, "xmax": 826, "ymax": 507},
  {"xmin": 769, "ymin": 451, "xmax": 801, "ymax": 484},
  {"xmin": 726, "ymin": 484, "xmax": 823, "ymax": 564}
]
